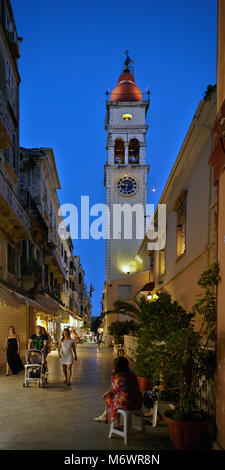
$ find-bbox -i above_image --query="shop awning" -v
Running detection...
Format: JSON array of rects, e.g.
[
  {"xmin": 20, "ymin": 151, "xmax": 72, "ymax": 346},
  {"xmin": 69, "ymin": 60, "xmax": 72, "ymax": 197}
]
[
  {"xmin": 35, "ymin": 293, "xmax": 65, "ymax": 315},
  {"xmin": 0, "ymin": 283, "xmax": 55, "ymax": 315},
  {"xmin": 0, "ymin": 283, "xmax": 83, "ymax": 321},
  {"xmin": 138, "ymin": 282, "xmax": 155, "ymax": 294},
  {"xmin": 0, "ymin": 283, "xmax": 26, "ymax": 308}
]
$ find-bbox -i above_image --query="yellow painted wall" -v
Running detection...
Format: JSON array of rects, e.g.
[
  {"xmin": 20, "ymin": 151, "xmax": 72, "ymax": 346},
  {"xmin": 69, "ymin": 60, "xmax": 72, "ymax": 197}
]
[
  {"xmin": 215, "ymin": 0, "xmax": 225, "ymax": 449},
  {"xmin": 216, "ymin": 169, "xmax": 225, "ymax": 448},
  {"xmin": 217, "ymin": 0, "xmax": 225, "ymax": 112},
  {"xmin": 102, "ymin": 271, "xmax": 149, "ymax": 339}
]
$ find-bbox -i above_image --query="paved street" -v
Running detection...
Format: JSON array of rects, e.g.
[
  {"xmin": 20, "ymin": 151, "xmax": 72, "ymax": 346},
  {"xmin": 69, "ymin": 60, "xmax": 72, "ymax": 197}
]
[{"xmin": 0, "ymin": 343, "xmax": 172, "ymax": 450}]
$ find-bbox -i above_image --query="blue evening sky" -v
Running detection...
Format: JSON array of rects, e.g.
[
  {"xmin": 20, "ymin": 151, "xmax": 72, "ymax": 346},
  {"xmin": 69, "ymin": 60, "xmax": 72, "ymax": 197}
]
[{"xmin": 11, "ymin": 0, "xmax": 217, "ymax": 316}]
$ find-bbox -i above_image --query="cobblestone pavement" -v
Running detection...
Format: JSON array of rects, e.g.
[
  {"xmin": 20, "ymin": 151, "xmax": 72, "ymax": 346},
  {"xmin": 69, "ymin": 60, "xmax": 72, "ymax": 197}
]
[{"xmin": 0, "ymin": 343, "xmax": 173, "ymax": 450}]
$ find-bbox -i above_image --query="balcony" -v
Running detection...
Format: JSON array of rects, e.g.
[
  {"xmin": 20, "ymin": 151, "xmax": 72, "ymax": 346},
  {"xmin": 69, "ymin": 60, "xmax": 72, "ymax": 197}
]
[
  {"xmin": 20, "ymin": 258, "xmax": 42, "ymax": 292},
  {"xmin": 7, "ymin": 31, "xmax": 20, "ymax": 59},
  {"xmin": 79, "ymin": 290, "xmax": 90, "ymax": 305},
  {"xmin": 19, "ymin": 189, "xmax": 48, "ymax": 244},
  {"xmin": 0, "ymin": 90, "xmax": 14, "ymax": 148},
  {"xmin": 44, "ymin": 244, "xmax": 67, "ymax": 281},
  {"xmin": 0, "ymin": 169, "xmax": 30, "ymax": 241},
  {"xmin": 69, "ymin": 261, "xmax": 76, "ymax": 280}
]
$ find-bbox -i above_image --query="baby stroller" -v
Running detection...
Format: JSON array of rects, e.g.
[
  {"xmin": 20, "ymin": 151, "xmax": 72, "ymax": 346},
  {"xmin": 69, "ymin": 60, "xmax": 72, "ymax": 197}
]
[{"xmin": 23, "ymin": 349, "xmax": 47, "ymax": 388}]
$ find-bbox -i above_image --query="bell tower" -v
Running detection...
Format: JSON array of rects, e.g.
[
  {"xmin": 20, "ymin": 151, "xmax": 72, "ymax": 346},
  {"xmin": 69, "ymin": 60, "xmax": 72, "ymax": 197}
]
[{"xmin": 105, "ymin": 53, "xmax": 150, "ymax": 281}]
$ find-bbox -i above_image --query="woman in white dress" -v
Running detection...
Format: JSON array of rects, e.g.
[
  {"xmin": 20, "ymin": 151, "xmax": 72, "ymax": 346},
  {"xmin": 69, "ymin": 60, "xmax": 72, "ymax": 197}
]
[{"xmin": 58, "ymin": 328, "xmax": 77, "ymax": 385}]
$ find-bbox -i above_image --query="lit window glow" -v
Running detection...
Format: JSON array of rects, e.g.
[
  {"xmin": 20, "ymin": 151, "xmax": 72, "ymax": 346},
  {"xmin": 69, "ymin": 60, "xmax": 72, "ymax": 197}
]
[{"xmin": 123, "ymin": 113, "xmax": 132, "ymax": 121}]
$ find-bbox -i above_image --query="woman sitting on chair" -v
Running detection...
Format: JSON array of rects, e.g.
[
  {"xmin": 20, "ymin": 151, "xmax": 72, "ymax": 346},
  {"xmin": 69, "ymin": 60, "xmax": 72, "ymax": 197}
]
[{"xmin": 94, "ymin": 356, "xmax": 143, "ymax": 425}]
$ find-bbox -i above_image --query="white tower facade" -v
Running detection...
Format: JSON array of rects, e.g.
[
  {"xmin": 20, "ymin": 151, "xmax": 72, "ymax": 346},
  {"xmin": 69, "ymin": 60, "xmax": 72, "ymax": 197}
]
[{"xmin": 105, "ymin": 55, "xmax": 150, "ymax": 281}]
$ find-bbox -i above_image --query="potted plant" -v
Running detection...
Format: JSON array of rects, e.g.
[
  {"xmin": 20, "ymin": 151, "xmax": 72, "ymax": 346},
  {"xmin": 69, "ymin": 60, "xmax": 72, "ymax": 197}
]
[
  {"xmin": 147, "ymin": 263, "xmax": 219, "ymax": 449},
  {"xmin": 136, "ymin": 292, "xmax": 193, "ymax": 392},
  {"xmin": 135, "ymin": 356, "xmax": 152, "ymax": 391}
]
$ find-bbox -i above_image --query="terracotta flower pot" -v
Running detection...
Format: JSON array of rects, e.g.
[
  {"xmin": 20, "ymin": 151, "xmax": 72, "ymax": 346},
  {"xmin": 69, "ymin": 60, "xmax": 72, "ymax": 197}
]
[
  {"xmin": 163, "ymin": 414, "xmax": 211, "ymax": 450},
  {"xmin": 137, "ymin": 376, "xmax": 151, "ymax": 392}
]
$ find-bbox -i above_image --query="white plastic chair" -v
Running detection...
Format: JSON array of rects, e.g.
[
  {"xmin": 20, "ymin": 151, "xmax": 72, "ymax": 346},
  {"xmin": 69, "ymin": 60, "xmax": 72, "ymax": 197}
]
[
  {"xmin": 108, "ymin": 409, "xmax": 145, "ymax": 445},
  {"xmin": 152, "ymin": 399, "xmax": 158, "ymax": 427}
]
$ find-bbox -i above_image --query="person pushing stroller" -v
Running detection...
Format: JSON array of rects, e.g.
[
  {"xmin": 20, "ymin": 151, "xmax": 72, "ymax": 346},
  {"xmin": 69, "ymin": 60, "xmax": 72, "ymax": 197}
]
[{"xmin": 28, "ymin": 326, "xmax": 48, "ymax": 368}]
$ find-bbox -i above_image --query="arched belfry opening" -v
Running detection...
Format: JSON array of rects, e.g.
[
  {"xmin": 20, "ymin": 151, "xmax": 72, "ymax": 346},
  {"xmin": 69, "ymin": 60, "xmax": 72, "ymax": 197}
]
[
  {"xmin": 128, "ymin": 138, "xmax": 139, "ymax": 163},
  {"xmin": 114, "ymin": 138, "xmax": 125, "ymax": 164}
]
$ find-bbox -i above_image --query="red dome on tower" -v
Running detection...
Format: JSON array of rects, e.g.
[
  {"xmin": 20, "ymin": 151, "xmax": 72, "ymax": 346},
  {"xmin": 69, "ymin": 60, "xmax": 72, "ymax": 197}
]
[
  {"xmin": 110, "ymin": 52, "xmax": 142, "ymax": 102},
  {"xmin": 110, "ymin": 71, "xmax": 143, "ymax": 102}
]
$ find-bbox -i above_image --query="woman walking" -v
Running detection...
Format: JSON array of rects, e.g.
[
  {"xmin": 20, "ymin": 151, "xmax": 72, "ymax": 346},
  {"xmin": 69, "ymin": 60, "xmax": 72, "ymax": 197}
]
[
  {"xmin": 40, "ymin": 326, "xmax": 51, "ymax": 372},
  {"xmin": 58, "ymin": 328, "xmax": 77, "ymax": 385},
  {"xmin": 1, "ymin": 326, "xmax": 24, "ymax": 375},
  {"xmin": 70, "ymin": 328, "xmax": 77, "ymax": 342}
]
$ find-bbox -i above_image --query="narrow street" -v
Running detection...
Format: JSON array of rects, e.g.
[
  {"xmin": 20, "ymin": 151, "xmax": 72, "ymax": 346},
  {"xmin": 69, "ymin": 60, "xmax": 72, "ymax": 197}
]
[{"xmin": 0, "ymin": 344, "xmax": 172, "ymax": 450}]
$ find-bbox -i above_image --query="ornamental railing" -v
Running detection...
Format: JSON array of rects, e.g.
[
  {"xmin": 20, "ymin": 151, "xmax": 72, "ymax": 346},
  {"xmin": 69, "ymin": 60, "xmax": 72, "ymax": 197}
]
[
  {"xmin": 0, "ymin": 89, "xmax": 14, "ymax": 144},
  {"xmin": 0, "ymin": 168, "xmax": 30, "ymax": 232}
]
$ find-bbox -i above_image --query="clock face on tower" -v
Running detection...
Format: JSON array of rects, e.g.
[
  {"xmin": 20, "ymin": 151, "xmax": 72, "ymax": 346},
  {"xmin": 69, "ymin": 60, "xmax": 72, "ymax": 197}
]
[{"xmin": 116, "ymin": 176, "xmax": 138, "ymax": 196}]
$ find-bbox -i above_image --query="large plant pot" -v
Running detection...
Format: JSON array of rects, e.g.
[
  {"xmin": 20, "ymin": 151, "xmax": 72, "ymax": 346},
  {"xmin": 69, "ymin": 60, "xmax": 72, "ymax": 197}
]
[
  {"xmin": 164, "ymin": 414, "xmax": 211, "ymax": 450},
  {"xmin": 137, "ymin": 376, "xmax": 151, "ymax": 392}
]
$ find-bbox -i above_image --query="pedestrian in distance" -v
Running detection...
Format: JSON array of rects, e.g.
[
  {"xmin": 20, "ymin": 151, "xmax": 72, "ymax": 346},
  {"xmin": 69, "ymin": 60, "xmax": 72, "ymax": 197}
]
[
  {"xmin": 70, "ymin": 328, "xmax": 77, "ymax": 343},
  {"xmin": 1, "ymin": 325, "xmax": 24, "ymax": 376},
  {"xmin": 58, "ymin": 328, "xmax": 77, "ymax": 385}
]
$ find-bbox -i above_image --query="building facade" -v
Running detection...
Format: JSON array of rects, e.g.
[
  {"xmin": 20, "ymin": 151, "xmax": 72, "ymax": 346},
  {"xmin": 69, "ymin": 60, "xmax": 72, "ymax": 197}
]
[
  {"xmin": 0, "ymin": 0, "xmax": 30, "ymax": 366},
  {"xmin": 144, "ymin": 89, "xmax": 217, "ymax": 314},
  {"xmin": 0, "ymin": 1, "xmax": 92, "ymax": 371},
  {"xmin": 209, "ymin": 0, "xmax": 225, "ymax": 449},
  {"xmin": 73, "ymin": 255, "xmax": 92, "ymax": 329}
]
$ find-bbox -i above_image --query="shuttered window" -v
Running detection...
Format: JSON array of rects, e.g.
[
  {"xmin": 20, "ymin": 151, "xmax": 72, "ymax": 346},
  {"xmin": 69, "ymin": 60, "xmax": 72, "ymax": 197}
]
[
  {"xmin": 7, "ymin": 243, "xmax": 15, "ymax": 275},
  {"xmin": 118, "ymin": 285, "xmax": 131, "ymax": 300}
]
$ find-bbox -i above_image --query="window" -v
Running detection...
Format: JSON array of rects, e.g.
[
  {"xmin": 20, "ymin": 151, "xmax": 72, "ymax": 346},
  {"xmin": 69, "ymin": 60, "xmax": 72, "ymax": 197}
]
[
  {"xmin": 44, "ymin": 264, "xmax": 49, "ymax": 287},
  {"xmin": 114, "ymin": 138, "xmax": 125, "ymax": 164},
  {"xmin": 12, "ymin": 133, "xmax": 18, "ymax": 172},
  {"xmin": 128, "ymin": 139, "xmax": 139, "ymax": 164},
  {"xmin": 78, "ymin": 272, "xmax": 82, "ymax": 284},
  {"xmin": 61, "ymin": 243, "xmax": 63, "ymax": 258},
  {"xmin": 118, "ymin": 285, "xmax": 131, "ymax": 300},
  {"xmin": 50, "ymin": 272, "xmax": 54, "ymax": 288},
  {"xmin": 174, "ymin": 191, "xmax": 187, "ymax": 258},
  {"xmin": 28, "ymin": 240, "xmax": 34, "ymax": 261},
  {"xmin": 159, "ymin": 250, "xmax": 166, "ymax": 278},
  {"xmin": 7, "ymin": 243, "xmax": 15, "ymax": 275}
]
